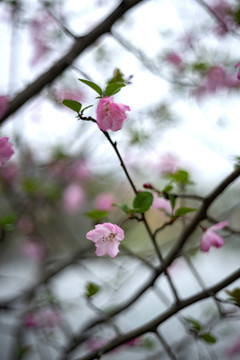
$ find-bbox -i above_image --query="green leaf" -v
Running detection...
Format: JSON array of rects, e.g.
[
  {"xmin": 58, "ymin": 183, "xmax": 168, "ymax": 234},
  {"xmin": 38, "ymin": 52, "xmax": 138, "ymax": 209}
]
[
  {"xmin": 79, "ymin": 79, "xmax": 103, "ymax": 96},
  {"xmin": 112, "ymin": 203, "xmax": 135, "ymax": 214},
  {"xmin": 86, "ymin": 282, "xmax": 100, "ymax": 297},
  {"xmin": 174, "ymin": 170, "xmax": 190, "ymax": 184},
  {"xmin": 200, "ymin": 333, "xmax": 217, "ymax": 344},
  {"xmin": 185, "ymin": 317, "xmax": 202, "ymax": 332},
  {"xmin": 226, "ymin": 288, "xmax": 240, "ymax": 307},
  {"xmin": 17, "ymin": 345, "xmax": 31, "ymax": 359},
  {"xmin": 105, "ymin": 83, "xmax": 126, "ymax": 96},
  {"xmin": 162, "ymin": 184, "xmax": 173, "ymax": 193},
  {"xmin": 0, "ymin": 213, "xmax": 17, "ymax": 231},
  {"xmin": 85, "ymin": 210, "xmax": 108, "ymax": 221},
  {"xmin": 81, "ymin": 104, "xmax": 93, "ymax": 114},
  {"xmin": 168, "ymin": 194, "xmax": 176, "ymax": 213},
  {"xmin": 132, "ymin": 191, "xmax": 153, "ymax": 213},
  {"xmin": 108, "ymin": 68, "xmax": 125, "ymax": 84},
  {"xmin": 62, "ymin": 99, "xmax": 82, "ymax": 113},
  {"xmin": 175, "ymin": 207, "xmax": 197, "ymax": 217}
]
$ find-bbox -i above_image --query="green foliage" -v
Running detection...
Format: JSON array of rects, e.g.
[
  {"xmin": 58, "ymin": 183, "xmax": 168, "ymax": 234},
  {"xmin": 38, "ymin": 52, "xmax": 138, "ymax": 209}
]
[
  {"xmin": 164, "ymin": 169, "xmax": 194, "ymax": 189},
  {"xmin": 17, "ymin": 345, "xmax": 31, "ymax": 359},
  {"xmin": 185, "ymin": 317, "xmax": 202, "ymax": 332},
  {"xmin": 226, "ymin": 288, "xmax": 240, "ymax": 307},
  {"xmin": 112, "ymin": 203, "xmax": 135, "ymax": 215},
  {"xmin": 200, "ymin": 333, "xmax": 217, "ymax": 344},
  {"xmin": 0, "ymin": 213, "xmax": 17, "ymax": 231},
  {"xmin": 141, "ymin": 337, "xmax": 155, "ymax": 349},
  {"xmin": 107, "ymin": 68, "xmax": 125, "ymax": 84},
  {"xmin": 232, "ymin": 7, "xmax": 240, "ymax": 25},
  {"xmin": 174, "ymin": 207, "xmax": 197, "ymax": 217},
  {"xmin": 62, "ymin": 99, "xmax": 82, "ymax": 114},
  {"xmin": 79, "ymin": 79, "xmax": 103, "ymax": 96},
  {"xmin": 132, "ymin": 191, "xmax": 153, "ymax": 213},
  {"xmin": 22, "ymin": 178, "xmax": 41, "ymax": 195},
  {"xmin": 162, "ymin": 184, "xmax": 173, "ymax": 193},
  {"xmin": 85, "ymin": 282, "xmax": 100, "ymax": 298},
  {"xmin": 168, "ymin": 193, "xmax": 176, "ymax": 213},
  {"xmin": 105, "ymin": 83, "xmax": 126, "ymax": 96},
  {"xmin": 85, "ymin": 210, "xmax": 108, "ymax": 221}
]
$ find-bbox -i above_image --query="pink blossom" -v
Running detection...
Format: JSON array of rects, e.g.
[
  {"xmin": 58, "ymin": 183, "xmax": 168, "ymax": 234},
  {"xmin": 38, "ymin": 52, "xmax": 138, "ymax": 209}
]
[
  {"xmin": 0, "ymin": 96, "xmax": 9, "ymax": 119},
  {"xmin": 200, "ymin": 221, "xmax": 228, "ymax": 252},
  {"xmin": 86, "ymin": 222, "xmax": 124, "ymax": 258},
  {"xmin": 94, "ymin": 193, "xmax": 117, "ymax": 211},
  {"xmin": 158, "ymin": 153, "xmax": 179, "ymax": 174},
  {"xmin": 54, "ymin": 88, "xmax": 85, "ymax": 103},
  {"xmin": 226, "ymin": 334, "xmax": 240, "ymax": 356},
  {"xmin": 0, "ymin": 162, "xmax": 19, "ymax": 184},
  {"xmin": 211, "ymin": 0, "xmax": 235, "ymax": 36},
  {"xmin": 235, "ymin": 62, "xmax": 240, "ymax": 80},
  {"xmin": 96, "ymin": 97, "xmax": 130, "ymax": 131},
  {"xmin": 152, "ymin": 194, "xmax": 172, "ymax": 214},
  {"xmin": 24, "ymin": 310, "xmax": 61, "ymax": 329},
  {"xmin": 22, "ymin": 238, "xmax": 45, "ymax": 261},
  {"xmin": 165, "ymin": 51, "xmax": 183, "ymax": 69},
  {"xmin": 71, "ymin": 159, "xmax": 91, "ymax": 181},
  {"xmin": 62, "ymin": 183, "xmax": 85, "ymax": 214},
  {"xmin": 0, "ymin": 137, "xmax": 14, "ymax": 166}
]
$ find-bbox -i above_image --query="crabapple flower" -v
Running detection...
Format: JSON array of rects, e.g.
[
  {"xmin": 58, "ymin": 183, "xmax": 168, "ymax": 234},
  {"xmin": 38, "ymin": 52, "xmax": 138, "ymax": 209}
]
[
  {"xmin": 235, "ymin": 62, "xmax": 240, "ymax": 80},
  {"xmin": 96, "ymin": 97, "xmax": 130, "ymax": 131},
  {"xmin": 152, "ymin": 194, "xmax": 172, "ymax": 214},
  {"xmin": 165, "ymin": 51, "xmax": 183, "ymax": 69},
  {"xmin": 86, "ymin": 222, "xmax": 124, "ymax": 258},
  {"xmin": 200, "ymin": 220, "xmax": 228, "ymax": 252},
  {"xmin": 0, "ymin": 137, "xmax": 14, "ymax": 166}
]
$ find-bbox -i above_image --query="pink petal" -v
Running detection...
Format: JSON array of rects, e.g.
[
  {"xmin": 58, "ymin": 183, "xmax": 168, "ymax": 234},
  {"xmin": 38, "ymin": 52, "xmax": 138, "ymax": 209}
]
[
  {"xmin": 106, "ymin": 240, "xmax": 120, "ymax": 258},
  {"xmin": 210, "ymin": 220, "xmax": 228, "ymax": 232}
]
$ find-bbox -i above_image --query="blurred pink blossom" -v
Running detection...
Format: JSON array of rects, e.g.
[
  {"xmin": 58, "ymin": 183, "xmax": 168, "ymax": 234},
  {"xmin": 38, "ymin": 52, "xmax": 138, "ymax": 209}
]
[
  {"xmin": 152, "ymin": 194, "xmax": 172, "ymax": 214},
  {"xmin": 196, "ymin": 66, "xmax": 238, "ymax": 96},
  {"xmin": 235, "ymin": 62, "xmax": 240, "ymax": 80},
  {"xmin": 158, "ymin": 153, "xmax": 179, "ymax": 175},
  {"xmin": 54, "ymin": 88, "xmax": 85, "ymax": 103},
  {"xmin": 211, "ymin": 0, "xmax": 235, "ymax": 36},
  {"xmin": 200, "ymin": 220, "xmax": 228, "ymax": 252},
  {"xmin": 0, "ymin": 162, "xmax": 19, "ymax": 184},
  {"xmin": 86, "ymin": 222, "xmax": 124, "ymax": 258},
  {"xmin": 24, "ymin": 309, "xmax": 61, "ymax": 329},
  {"xmin": 96, "ymin": 97, "xmax": 130, "ymax": 131},
  {"xmin": 18, "ymin": 216, "xmax": 34, "ymax": 235},
  {"xmin": 22, "ymin": 238, "xmax": 45, "ymax": 261},
  {"xmin": 226, "ymin": 334, "xmax": 240, "ymax": 356},
  {"xmin": 94, "ymin": 193, "xmax": 117, "ymax": 211},
  {"xmin": 0, "ymin": 95, "xmax": 9, "ymax": 119},
  {"xmin": 165, "ymin": 51, "xmax": 183, "ymax": 69},
  {"xmin": 62, "ymin": 183, "xmax": 85, "ymax": 214},
  {"xmin": 0, "ymin": 137, "xmax": 14, "ymax": 166},
  {"xmin": 71, "ymin": 159, "xmax": 92, "ymax": 181}
]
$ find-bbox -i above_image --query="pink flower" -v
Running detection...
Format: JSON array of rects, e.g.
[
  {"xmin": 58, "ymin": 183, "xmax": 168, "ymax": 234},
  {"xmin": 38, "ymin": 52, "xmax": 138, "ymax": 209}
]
[
  {"xmin": 226, "ymin": 334, "xmax": 240, "ymax": 356},
  {"xmin": 22, "ymin": 238, "xmax": 45, "ymax": 261},
  {"xmin": 235, "ymin": 62, "xmax": 240, "ymax": 80},
  {"xmin": 94, "ymin": 193, "xmax": 117, "ymax": 211},
  {"xmin": 200, "ymin": 221, "xmax": 228, "ymax": 252},
  {"xmin": 158, "ymin": 153, "xmax": 179, "ymax": 175},
  {"xmin": 0, "ymin": 137, "xmax": 14, "ymax": 166},
  {"xmin": 62, "ymin": 183, "xmax": 85, "ymax": 214},
  {"xmin": 96, "ymin": 97, "xmax": 130, "ymax": 131},
  {"xmin": 152, "ymin": 194, "xmax": 172, "ymax": 214},
  {"xmin": 86, "ymin": 222, "xmax": 124, "ymax": 258},
  {"xmin": 24, "ymin": 310, "xmax": 61, "ymax": 329},
  {"xmin": 0, "ymin": 96, "xmax": 9, "ymax": 119},
  {"xmin": 211, "ymin": 0, "xmax": 235, "ymax": 36},
  {"xmin": 165, "ymin": 51, "xmax": 183, "ymax": 69}
]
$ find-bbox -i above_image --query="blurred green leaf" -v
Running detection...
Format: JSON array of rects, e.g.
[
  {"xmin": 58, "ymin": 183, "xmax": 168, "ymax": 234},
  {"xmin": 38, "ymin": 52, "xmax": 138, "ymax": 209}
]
[
  {"xmin": 185, "ymin": 317, "xmax": 202, "ymax": 332},
  {"xmin": 0, "ymin": 213, "xmax": 17, "ymax": 231},
  {"xmin": 112, "ymin": 203, "xmax": 135, "ymax": 214},
  {"xmin": 79, "ymin": 79, "xmax": 103, "ymax": 96},
  {"xmin": 162, "ymin": 184, "xmax": 173, "ymax": 193},
  {"xmin": 62, "ymin": 99, "xmax": 82, "ymax": 113},
  {"xmin": 133, "ymin": 191, "xmax": 153, "ymax": 213},
  {"xmin": 200, "ymin": 333, "xmax": 217, "ymax": 344},
  {"xmin": 105, "ymin": 83, "xmax": 126, "ymax": 96},
  {"xmin": 175, "ymin": 207, "xmax": 197, "ymax": 217},
  {"xmin": 86, "ymin": 282, "xmax": 100, "ymax": 298},
  {"xmin": 108, "ymin": 68, "xmax": 125, "ymax": 84},
  {"xmin": 168, "ymin": 194, "xmax": 176, "ymax": 213},
  {"xmin": 85, "ymin": 210, "xmax": 108, "ymax": 221},
  {"xmin": 226, "ymin": 288, "xmax": 240, "ymax": 307},
  {"xmin": 17, "ymin": 345, "xmax": 31, "ymax": 359}
]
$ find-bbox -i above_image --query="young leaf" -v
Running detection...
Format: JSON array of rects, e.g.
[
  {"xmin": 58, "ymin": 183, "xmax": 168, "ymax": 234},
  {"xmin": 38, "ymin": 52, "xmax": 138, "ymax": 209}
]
[
  {"xmin": 200, "ymin": 333, "xmax": 217, "ymax": 344},
  {"xmin": 85, "ymin": 210, "xmax": 108, "ymax": 221},
  {"xmin": 168, "ymin": 194, "xmax": 176, "ymax": 213},
  {"xmin": 62, "ymin": 99, "xmax": 82, "ymax": 113},
  {"xmin": 163, "ymin": 184, "xmax": 173, "ymax": 193},
  {"xmin": 81, "ymin": 104, "xmax": 93, "ymax": 115},
  {"xmin": 185, "ymin": 317, "xmax": 202, "ymax": 332},
  {"xmin": 79, "ymin": 79, "xmax": 103, "ymax": 96},
  {"xmin": 0, "ymin": 213, "xmax": 17, "ymax": 231},
  {"xmin": 105, "ymin": 83, "xmax": 126, "ymax": 96},
  {"xmin": 112, "ymin": 203, "xmax": 135, "ymax": 214},
  {"xmin": 133, "ymin": 191, "xmax": 153, "ymax": 213},
  {"xmin": 225, "ymin": 288, "xmax": 240, "ymax": 307},
  {"xmin": 85, "ymin": 282, "xmax": 100, "ymax": 298},
  {"xmin": 175, "ymin": 207, "xmax": 197, "ymax": 217}
]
